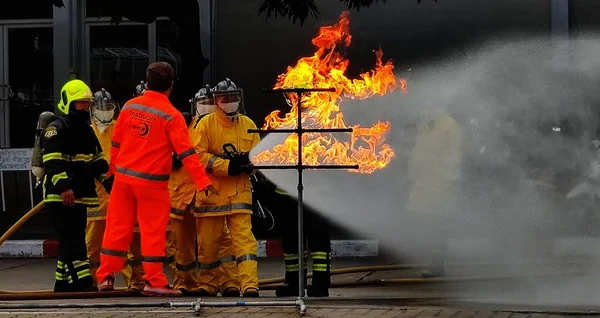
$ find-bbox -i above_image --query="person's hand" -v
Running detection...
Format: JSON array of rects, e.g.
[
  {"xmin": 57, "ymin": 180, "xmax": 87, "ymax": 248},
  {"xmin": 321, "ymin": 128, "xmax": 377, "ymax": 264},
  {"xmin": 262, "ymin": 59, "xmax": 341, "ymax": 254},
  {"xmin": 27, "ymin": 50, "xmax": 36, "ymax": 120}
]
[
  {"xmin": 172, "ymin": 153, "xmax": 183, "ymax": 170},
  {"xmin": 203, "ymin": 184, "xmax": 220, "ymax": 196},
  {"xmin": 101, "ymin": 175, "xmax": 114, "ymax": 194},
  {"xmin": 61, "ymin": 189, "xmax": 75, "ymax": 206},
  {"xmin": 228, "ymin": 153, "xmax": 252, "ymax": 176}
]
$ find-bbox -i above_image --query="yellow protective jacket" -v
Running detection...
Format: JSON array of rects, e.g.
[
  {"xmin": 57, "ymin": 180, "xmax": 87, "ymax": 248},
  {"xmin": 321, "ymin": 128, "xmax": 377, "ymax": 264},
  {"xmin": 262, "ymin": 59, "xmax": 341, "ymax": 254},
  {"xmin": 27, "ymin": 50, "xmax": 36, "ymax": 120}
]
[
  {"xmin": 194, "ymin": 111, "xmax": 260, "ymax": 217},
  {"xmin": 405, "ymin": 113, "xmax": 462, "ymax": 216},
  {"xmin": 89, "ymin": 120, "xmax": 115, "ymax": 221},
  {"xmin": 169, "ymin": 119, "xmax": 200, "ymax": 220}
]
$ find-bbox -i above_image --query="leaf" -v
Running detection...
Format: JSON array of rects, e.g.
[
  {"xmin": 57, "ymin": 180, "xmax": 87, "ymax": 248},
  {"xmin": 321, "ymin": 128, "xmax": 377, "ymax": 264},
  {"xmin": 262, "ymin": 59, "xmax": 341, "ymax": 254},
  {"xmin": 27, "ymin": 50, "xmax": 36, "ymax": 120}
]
[
  {"xmin": 258, "ymin": 0, "xmax": 289, "ymax": 20},
  {"xmin": 259, "ymin": 0, "xmax": 435, "ymax": 25},
  {"xmin": 52, "ymin": 0, "xmax": 65, "ymax": 8}
]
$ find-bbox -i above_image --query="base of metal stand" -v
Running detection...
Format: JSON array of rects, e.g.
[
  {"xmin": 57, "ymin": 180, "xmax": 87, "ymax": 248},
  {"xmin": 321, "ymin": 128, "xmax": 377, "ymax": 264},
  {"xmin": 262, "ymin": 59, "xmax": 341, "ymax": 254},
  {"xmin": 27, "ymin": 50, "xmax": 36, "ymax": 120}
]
[{"xmin": 168, "ymin": 297, "xmax": 307, "ymax": 317}]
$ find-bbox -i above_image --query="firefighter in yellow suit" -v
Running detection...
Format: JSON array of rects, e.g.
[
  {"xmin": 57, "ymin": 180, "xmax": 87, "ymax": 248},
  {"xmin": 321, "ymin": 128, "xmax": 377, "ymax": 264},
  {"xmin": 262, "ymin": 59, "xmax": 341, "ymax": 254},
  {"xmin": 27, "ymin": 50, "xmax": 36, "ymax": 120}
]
[
  {"xmin": 170, "ymin": 88, "xmax": 240, "ymax": 296},
  {"xmin": 194, "ymin": 79, "xmax": 260, "ymax": 297},
  {"xmin": 85, "ymin": 88, "xmax": 144, "ymax": 290},
  {"xmin": 405, "ymin": 107, "xmax": 463, "ymax": 278}
]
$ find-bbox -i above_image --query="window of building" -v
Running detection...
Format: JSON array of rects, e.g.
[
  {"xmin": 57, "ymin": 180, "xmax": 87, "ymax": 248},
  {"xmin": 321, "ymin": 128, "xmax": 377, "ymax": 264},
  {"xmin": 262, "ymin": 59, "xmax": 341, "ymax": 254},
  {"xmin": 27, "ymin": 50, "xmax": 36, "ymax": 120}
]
[
  {"xmin": 0, "ymin": 0, "xmax": 53, "ymax": 20},
  {"xmin": 89, "ymin": 25, "xmax": 149, "ymax": 106},
  {"xmin": 156, "ymin": 19, "xmax": 183, "ymax": 76},
  {"xmin": 6, "ymin": 27, "xmax": 54, "ymax": 148}
]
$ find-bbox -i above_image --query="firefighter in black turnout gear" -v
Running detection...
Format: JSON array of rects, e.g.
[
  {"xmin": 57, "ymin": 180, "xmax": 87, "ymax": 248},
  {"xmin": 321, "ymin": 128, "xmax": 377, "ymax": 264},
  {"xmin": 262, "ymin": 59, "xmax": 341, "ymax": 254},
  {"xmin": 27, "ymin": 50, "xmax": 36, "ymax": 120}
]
[
  {"xmin": 41, "ymin": 79, "xmax": 113, "ymax": 292},
  {"xmin": 266, "ymin": 185, "xmax": 332, "ymax": 297}
]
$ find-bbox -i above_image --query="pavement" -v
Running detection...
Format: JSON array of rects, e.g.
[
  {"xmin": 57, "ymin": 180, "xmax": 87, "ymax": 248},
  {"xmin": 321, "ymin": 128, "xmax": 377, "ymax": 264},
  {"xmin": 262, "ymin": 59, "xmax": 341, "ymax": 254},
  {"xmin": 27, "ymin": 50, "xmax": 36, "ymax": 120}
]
[
  {"xmin": 3, "ymin": 258, "xmax": 600, "ymax": 317},
  {"xmin": 0, "ymin": 239, "xmax": 379, "ymax": 258}
]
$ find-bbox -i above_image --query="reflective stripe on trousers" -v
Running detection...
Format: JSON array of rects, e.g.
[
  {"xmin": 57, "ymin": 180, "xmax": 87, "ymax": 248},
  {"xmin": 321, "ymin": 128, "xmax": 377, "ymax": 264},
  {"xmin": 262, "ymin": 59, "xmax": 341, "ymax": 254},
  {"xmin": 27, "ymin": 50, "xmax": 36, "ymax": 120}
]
[
  {"xmin": 193, "ymin": 203, "xmax": 253, "ymax": 214},
  {"xmin": 197, "ymin": 255, "xmax": 237, "ymax": 270}
]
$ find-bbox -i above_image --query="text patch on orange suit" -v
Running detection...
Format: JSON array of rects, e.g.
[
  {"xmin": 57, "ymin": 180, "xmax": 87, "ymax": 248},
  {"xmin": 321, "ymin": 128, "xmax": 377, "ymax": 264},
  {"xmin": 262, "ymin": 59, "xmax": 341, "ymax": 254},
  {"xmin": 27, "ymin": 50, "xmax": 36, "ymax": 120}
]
[{"xmin": 128, "ymin": 117, "xmax": 153, "ymax": 139}]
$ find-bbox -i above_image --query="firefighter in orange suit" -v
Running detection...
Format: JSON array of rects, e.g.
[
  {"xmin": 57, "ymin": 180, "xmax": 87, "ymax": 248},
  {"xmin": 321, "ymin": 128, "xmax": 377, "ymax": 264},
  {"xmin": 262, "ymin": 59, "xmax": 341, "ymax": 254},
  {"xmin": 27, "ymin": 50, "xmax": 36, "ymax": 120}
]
[
  {"xmin": 170, "ymin": 87, "xmax": 240, "ymax": 296},
  {"xmin": 124, "ymin": 81, "xmax": 176, "ymax": 289},
  {"xmin": 86, "ymin": 88, "xmax": 145, "ymax": 291},
  {"xmin": 194, "ymin": 78, "xmax": 260, "ymax": 297},
  {"xmin": 95, "ymin": 62, "xmax": 217, "ymax": 296}
]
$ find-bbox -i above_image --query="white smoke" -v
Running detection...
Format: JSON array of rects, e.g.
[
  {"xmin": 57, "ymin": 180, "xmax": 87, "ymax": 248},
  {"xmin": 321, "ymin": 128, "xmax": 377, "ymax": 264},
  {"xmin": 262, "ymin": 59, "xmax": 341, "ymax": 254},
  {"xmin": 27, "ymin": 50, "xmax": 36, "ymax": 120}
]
[{"xmin": 251, "ymin": 36, "xmax": 600, "ymax": 305}]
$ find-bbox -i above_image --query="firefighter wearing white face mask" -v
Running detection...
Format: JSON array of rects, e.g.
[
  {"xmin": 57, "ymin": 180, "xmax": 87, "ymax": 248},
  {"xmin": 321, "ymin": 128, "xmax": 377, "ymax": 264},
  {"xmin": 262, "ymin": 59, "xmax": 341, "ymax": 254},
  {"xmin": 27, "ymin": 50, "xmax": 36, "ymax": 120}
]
[
  {"xmin": 168, "ymin": 87, "xmax": 240, "ymax": 296},
  {"xmin": 194, "ymin": 78, "xmax": 259, "ymax": 297}
]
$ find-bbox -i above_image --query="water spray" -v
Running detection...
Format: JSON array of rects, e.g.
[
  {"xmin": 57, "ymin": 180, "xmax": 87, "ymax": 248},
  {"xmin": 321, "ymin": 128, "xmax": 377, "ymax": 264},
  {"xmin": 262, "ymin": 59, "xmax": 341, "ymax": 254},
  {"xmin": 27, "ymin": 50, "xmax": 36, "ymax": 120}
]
[{"xmin": 245, "ymin": 86, "xmax": 357, "ymax": 314}]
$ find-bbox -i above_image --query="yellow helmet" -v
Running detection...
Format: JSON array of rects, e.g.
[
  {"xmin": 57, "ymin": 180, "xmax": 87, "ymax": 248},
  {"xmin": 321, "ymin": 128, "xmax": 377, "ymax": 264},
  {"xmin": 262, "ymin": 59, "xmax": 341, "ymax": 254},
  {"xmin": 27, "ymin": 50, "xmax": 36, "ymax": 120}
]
[{"xmin": 56, "ymin": 79, "xmax": 94, "ymax": 116}]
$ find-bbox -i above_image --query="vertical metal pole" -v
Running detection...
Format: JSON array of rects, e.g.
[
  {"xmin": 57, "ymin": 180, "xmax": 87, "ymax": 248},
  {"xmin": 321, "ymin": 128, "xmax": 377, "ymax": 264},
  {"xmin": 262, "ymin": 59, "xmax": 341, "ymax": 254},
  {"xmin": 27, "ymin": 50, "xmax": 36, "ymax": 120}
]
[
  {"xmin": 297, "ymin": 93, "xmax": 305, "ymax": 298},
  {"xmin": 0, "ymin": 171, "xmax": 5, "ymax": 212},
  {"xmin": 148, "ymin": 22, "xmax": 157, "ymax": 64},
  {"xmin": 28, "ymin": 171, "xmax": 34, "ymax": 209}
]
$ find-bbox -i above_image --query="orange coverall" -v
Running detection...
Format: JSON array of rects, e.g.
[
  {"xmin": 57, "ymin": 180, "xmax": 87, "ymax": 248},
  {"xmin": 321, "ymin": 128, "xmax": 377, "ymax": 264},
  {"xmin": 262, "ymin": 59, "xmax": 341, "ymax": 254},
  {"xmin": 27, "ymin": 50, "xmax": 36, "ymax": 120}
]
[{"xmin": 95, "ymin": 90, "xmax": 213, "ymax": 288}]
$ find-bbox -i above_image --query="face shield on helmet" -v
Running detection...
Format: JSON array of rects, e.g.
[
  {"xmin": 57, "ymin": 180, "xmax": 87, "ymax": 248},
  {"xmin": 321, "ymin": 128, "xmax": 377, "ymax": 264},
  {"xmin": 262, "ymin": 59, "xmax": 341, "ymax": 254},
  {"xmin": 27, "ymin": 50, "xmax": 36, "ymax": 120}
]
[
  {"xmin": 213, "ymin": 78, "xmax": 244, "ymax": 119},
  {"xmin": 190, "ymin": 85, "xmax": 216, "ymax": 118},
  {"xmin": 91, "ymin": 88, "xmax": 120, "ymax": 124}
]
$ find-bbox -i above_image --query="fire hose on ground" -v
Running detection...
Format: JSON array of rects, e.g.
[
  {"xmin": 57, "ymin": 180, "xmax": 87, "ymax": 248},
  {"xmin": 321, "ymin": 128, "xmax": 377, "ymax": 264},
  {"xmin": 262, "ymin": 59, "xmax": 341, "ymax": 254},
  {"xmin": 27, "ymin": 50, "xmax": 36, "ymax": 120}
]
[
  {"xmin": 0, "ymin": 200, "xmax": 588, "ymax": 314},
  {"xmin": 0, "ymin": 201, "xmax": 427, "ymax": 295}
]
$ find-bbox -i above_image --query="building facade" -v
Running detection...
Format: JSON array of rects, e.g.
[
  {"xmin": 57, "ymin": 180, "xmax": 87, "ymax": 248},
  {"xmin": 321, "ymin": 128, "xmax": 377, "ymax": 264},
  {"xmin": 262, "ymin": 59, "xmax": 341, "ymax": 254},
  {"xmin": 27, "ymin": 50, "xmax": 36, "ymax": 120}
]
[{"xmin": 0, "ymin": 0, "xmax": 587, "ymax": 238}]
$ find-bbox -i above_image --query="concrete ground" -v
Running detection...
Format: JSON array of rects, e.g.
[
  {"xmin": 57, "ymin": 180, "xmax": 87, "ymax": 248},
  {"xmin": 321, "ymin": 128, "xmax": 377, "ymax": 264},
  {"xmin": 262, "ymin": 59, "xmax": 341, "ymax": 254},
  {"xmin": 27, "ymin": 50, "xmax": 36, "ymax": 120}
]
[{"xmin": 2, "ymin": 258, "xmax": 600, "ymax": 317}]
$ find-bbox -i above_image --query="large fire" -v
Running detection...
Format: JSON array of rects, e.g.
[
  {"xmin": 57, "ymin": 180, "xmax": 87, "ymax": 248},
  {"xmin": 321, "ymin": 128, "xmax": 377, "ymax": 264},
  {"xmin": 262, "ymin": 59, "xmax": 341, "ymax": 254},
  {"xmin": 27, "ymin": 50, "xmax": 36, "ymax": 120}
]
[{"xmin": 253, "ymin": 11, "xmax": 407, "ymax": 174}]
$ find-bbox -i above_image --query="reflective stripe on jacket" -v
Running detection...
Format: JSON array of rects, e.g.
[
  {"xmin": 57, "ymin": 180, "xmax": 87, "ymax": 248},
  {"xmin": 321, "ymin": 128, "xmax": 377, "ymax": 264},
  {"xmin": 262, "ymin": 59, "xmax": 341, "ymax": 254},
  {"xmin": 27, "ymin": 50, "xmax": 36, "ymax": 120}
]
[
  {"xmin": 194, "ymin": 111, "xmax": 260, "ymax": 217},
  {"xmin": 110, "ymin": 90, "xmax": 212, "ymax": 190},
  {"xmin": 42, "ymin": 116, "xmax": 108, "ymax": 207}
]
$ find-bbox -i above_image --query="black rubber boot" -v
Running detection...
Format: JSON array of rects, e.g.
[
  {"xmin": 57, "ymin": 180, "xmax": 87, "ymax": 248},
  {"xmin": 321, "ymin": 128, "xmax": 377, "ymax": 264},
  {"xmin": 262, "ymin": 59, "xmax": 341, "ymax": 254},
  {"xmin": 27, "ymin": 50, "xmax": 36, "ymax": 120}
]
[
  {"xmin": 275, "ymin": 270, "xmax": 307, "ymax": 297},
  {"xmin": 307, "ymin": 270, "xmax": 330, "ymax": 297}
]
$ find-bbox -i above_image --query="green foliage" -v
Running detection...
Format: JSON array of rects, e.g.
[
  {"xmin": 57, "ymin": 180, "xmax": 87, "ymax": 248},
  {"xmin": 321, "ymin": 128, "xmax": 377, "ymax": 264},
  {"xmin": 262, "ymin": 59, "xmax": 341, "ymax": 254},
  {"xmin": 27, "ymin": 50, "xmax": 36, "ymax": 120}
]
[{"xmin": 258, "ymin": 0, "xmax": 436, "ymax": 25}]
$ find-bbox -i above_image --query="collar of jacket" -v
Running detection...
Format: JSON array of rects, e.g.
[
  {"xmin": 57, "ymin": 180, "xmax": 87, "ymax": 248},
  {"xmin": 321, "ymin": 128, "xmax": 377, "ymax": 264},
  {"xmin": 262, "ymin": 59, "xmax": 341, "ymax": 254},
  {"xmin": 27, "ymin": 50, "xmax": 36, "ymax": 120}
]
[
  {"xmin": 143, "ymin": 90, "xmax": 170, "ymax": 102},
  {"xmin": 214, "ymin": 108, "xmax": 238, "ymax": 127}
]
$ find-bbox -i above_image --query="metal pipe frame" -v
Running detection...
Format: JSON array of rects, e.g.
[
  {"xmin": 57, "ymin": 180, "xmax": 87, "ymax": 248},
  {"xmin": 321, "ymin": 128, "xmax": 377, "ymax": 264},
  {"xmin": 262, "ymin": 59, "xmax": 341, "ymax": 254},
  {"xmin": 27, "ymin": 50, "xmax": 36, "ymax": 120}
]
[
  {"xmin": 0, "ymin": 299, "xmax": 307, "ymax": 317},
  {"xmin": 248, "ymin": 87, "xmax": 359, "ymax": 306},
  {"xmin": 249, "ymin": 165, "xmax": 359, "ymax": 170}
]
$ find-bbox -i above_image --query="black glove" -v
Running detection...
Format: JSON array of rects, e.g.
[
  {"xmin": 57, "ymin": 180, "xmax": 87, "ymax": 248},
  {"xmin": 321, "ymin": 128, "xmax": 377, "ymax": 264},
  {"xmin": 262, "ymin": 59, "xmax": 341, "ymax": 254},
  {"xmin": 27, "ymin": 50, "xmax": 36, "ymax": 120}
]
[
  {"xmin": 172, "ymin": 152, "xmax": 183, "ymax": 170},
  {"xmin": 239, "ymin": 152, "xmax": 254, "ymax": 174},
  {"xmin": 228, "ymin": 153, "xmax": 251, "ymax": 176},
  {"xmin": 101, "ymin": 175, "xmax": 114, "ymax": 194}
]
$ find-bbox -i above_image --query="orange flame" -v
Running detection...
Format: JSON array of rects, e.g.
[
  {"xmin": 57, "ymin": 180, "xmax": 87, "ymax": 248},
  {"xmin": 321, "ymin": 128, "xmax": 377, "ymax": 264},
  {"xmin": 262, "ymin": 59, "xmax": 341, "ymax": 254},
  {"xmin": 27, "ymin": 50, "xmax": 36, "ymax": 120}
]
[{"xmin": 253, "ymin": 11, "xmax": 407, "ymax": 174}]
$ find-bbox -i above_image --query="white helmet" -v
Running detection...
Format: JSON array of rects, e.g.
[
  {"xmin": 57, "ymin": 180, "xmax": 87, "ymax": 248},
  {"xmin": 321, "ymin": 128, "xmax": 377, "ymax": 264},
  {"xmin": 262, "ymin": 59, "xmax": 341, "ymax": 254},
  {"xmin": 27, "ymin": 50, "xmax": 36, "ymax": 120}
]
[
  {"xmin": 91, "ymin": 88, "xmax": 119, "ymax": 124},
  {"xmin": 190, "ymin": 85, "xmax": 215, "ymax": 118},
  {"xmin": 213, "ymin": 78, "xmax": 244, "ymax": 119},
  {"xmin": 134, "ymin": 81, "xmax": 146, "ymax": 97}
]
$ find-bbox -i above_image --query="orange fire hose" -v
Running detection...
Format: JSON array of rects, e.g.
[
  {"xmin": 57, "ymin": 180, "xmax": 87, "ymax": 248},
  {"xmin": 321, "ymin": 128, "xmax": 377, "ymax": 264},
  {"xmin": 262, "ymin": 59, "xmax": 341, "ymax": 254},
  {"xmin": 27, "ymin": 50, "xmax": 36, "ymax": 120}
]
[
  {"xmin": 0, "ymin": 201, "xmax": 45, "ymax": 247},
  {"xmin": 0, "ymin": 204, "xmax": 578, "ymax": 302},
  {"xmin": 0, "ymin": 271, "xmax": 579, "ymax": 301}
]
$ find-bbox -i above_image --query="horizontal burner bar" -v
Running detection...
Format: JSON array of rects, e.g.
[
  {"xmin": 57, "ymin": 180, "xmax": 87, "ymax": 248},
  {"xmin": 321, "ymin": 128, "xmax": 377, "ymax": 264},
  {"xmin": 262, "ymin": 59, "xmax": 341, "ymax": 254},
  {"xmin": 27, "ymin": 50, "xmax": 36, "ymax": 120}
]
[
  {"xmin": 263, "ymin": 88, "xmax": 336, "ymax": 93},
  {"xmin": 248, "ymin": 128, "xmax": 353, "ymax": 134},
  {"xmin": 248, "ymin": 165, "xmax": 359, "ymax": 170}
]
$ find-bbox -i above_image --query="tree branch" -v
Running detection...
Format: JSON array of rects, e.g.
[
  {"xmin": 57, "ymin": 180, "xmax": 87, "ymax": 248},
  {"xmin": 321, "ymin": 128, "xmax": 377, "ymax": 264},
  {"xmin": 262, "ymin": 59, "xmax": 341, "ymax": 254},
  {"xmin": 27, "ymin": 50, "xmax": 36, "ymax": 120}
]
[{"xmin": 258, "ymin": 0, "xmax": 436, "ymax": 25}]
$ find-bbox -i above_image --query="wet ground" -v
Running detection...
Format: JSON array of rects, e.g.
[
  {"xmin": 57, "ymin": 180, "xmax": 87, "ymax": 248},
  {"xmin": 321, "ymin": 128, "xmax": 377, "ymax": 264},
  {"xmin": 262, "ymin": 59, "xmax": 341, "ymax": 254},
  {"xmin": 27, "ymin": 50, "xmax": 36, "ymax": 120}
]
[{"xmin": 2, "ymin": 257, "xmax": 600, "ymax": 317}]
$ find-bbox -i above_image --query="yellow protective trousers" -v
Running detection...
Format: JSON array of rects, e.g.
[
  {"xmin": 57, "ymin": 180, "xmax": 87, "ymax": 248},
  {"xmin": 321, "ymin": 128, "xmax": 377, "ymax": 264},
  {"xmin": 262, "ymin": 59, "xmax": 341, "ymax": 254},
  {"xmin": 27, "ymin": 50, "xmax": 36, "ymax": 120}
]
[
  {"xmin": 171, "ymin": 210, "xmax": 199, "ymax": 292},
  {"xmin": 85, "ymin": 220, "xmax": 145, "ymax": 290},
  {"xmin": 165, "ymin": 222, "xmax": 177, "ymax": 280},
  {"xmin": 196, "ymin": 214, "xmax": 257, "ymax": 294},
  {"xmin": 172, "ymin": 208, "xmax": 239, "ymax": 294}
]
